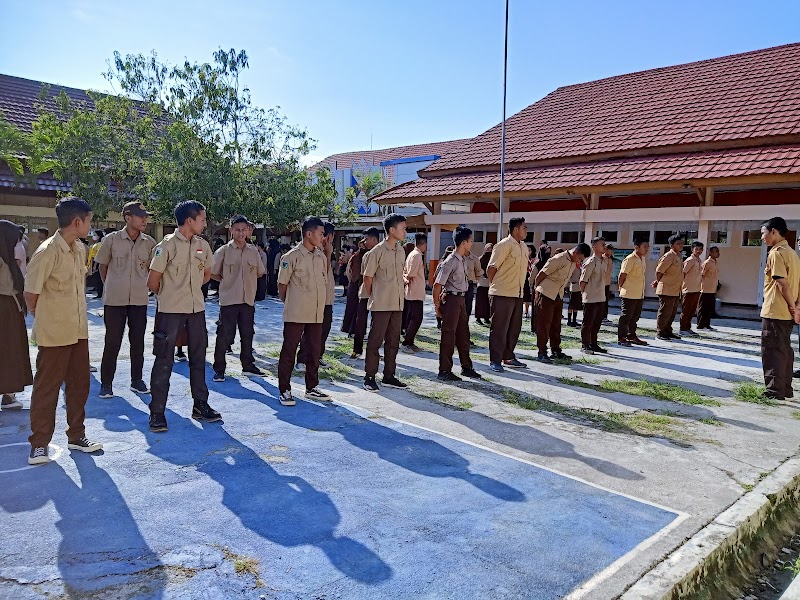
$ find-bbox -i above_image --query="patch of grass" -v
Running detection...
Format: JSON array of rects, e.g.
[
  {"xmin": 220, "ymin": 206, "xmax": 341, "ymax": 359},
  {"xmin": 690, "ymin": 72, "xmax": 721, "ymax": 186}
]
[
  {"xmin": 406, "ymin": 377, "xmax": 454, "ymax": 402},
  {"xmin": 456, "ymin": 401, "xmax": 474, "ymax": 410},
  {"xmin": 792, "ymin": 411, "xmax": 800, "ymax": 420},
  {"xmin": 220, "ymin": 547, "xmax": 264, "ymax": 587},
  {"xmin": 733, "ymin": 381, "xmax": 777, "ymax": 405},
  {"xmin": 557, "ymin": 376, "xmax": 720, "ymax": 406},
  {"xmin": 699, "ymin": 417, "xmax": 724, "ymax": 426},
  {"xmin": 741, "ymin": 483, "xmax": 755, "ymax": 492}
]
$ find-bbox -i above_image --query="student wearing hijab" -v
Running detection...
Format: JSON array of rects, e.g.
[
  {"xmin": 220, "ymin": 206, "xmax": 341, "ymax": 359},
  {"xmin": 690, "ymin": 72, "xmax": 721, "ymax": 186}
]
[{"xmin": 0, "ymin": 220, "xmax": 33, "ymax": 410}]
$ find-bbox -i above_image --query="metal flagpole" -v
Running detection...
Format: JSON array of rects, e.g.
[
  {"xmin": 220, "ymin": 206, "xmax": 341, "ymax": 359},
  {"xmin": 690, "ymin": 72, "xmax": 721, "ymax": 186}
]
[{"xmin": 498, "ymin": 0, "xmax": 509, "ymax": 239}]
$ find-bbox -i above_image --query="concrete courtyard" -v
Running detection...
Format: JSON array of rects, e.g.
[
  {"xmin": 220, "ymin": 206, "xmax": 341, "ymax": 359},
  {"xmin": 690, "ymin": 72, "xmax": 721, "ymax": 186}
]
[{"xmin": 1, "ymin": 293, "xmax": 799, "ymax": 599}]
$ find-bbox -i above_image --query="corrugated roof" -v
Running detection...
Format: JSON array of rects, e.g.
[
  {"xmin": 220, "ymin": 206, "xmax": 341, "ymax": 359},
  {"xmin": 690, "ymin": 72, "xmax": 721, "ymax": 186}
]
[
  {"xmin": 423, "ymin": 43, "xmax": 800, "ymax": 174},
  {"xmin": 310, "ymin": 139, "xmax": 470, "ymax": 174}
]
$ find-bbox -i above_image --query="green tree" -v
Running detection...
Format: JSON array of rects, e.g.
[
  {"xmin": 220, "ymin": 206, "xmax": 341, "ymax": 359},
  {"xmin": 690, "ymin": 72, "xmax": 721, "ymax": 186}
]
[{"xmin": 0, "ymin": 112, "xmax": 53, "ymax": 179}]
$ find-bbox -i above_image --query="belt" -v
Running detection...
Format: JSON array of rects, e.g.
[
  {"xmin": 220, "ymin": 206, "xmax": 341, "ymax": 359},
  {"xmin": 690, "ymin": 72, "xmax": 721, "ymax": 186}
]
[{"xmin": 445, "ymin": 291, "xmax": 466, "ymax": 296}]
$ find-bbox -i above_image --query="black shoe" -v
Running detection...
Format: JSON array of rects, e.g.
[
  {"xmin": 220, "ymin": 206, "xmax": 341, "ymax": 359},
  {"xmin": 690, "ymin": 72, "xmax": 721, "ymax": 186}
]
[
  {"xmin": 382, "ymin": 376, "xmax": 408, "ymax": 389},
  {"xmin": 213, "ymin": 371, "xmax": 225, "ymax": 382},
  {"xmin": 590, "ymin": 345, "xmax": 608, "ymax": 354},
  {"xmin": 437, "ymin": 371, "xmax": 462, "ymax": 382},
  {"xmin": 175, "ymin": 350, "xmax": 187, "ymax": 362},
  {"xmin": 461, "ymin": 368, "xmax": 483, "ymax": 380},
  {"xmin": 149, "ymin": 413, "xmax": 168, "ymax": 432},
  {"xmin": 67, "ymin": 437, "xmax": 104, "ymax": 453},
  {"xmin": 364, "ymin": 377, "xmax": 380, "ymax": 392},
  {"xmin": 537, "ymin": 354, "xmax": 553, "ymax": 364},
  {"xmin": 551, "ymin": 351, "xmax": 571, "ymax": 361},
  {"xmin": 669, "ymin": 333, "xmax": 682, "ymax": 340},
  {"xmin": 192, "ymin": 402, "xmax": 222, "ymax": 423},
  {"xmin": 29, "ymin": 446, "xmax": 49, "ymax": 465},
  {"xmin": 98, "ymin": 384, "xmax": 114, "ymax": 399},
  {"xmin": 130, "ymin": 380, "xmax": 150, "ymax": 394},
  {"xmin": 794, "ymin": 369, "xmax": 800, "ymax": 379},
  {"xmin": 242, "ymin": 366, "xmax": 265, "ymax": 377}
]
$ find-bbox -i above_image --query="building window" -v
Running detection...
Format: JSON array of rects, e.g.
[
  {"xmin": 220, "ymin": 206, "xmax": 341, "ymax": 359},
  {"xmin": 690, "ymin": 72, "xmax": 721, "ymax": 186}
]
[
  {"xmin": 544, "ymin": 231, "xmax": 559, "ymax": 242},
  {"xmin": 709, "ymin": 230, "xmax": 729, "ymax": 246},
  {"xmin": 653, "ymin": 230, "xmax": 675, "ymax": 245},
  {"xmin": 742, "ymin": 230, "xmax": 762, "ymax": 247},
  {"xmin": 561, "ymin": 231, "xmax": 580, "ymax": 244},
  {"xmin": 598, "ymin": 230, "xmax": 618, "ymax": 243},
  {"xmin": 632, "ymin": 230, "xmax": 651, "ymax": 243},
  {"xmin": 525, "ymin": 232, "xmax": 535, "ymax": 243}
]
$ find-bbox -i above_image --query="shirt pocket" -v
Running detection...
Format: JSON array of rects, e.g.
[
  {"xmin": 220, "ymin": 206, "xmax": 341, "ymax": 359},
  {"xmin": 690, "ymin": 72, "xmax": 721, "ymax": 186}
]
[
  {"xmin": 115, "ymin": 254, "xmax": 132, "ymax": 270},
  {"xmin": 51, "ymin": 268, "xmax": 73, "ymax": 293},
  {"xmin": 168, "ymin": 257, "xmax": 188, "ymax": 275},
  {"xmin": 293, "ymin": 265, "xmax": 311, "ymax": 290},
  {"xmin": 135, "ymin": 248, "xmax": 151, "ymax": 270}
]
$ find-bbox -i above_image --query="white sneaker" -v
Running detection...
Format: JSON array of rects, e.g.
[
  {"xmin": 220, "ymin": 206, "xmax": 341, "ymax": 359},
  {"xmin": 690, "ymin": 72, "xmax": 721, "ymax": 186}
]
[
  {"xmin": 295, "ymin": 363, "xmax": 306, "ymax": 373},
  {"xmin": 67, "ymin": 437, "xmax": 104, "ymax": 453},
  {"xmin": 279, "ymin": 391, "xmax": 296, "ymax": 406},
  {"xmin": 305, "ymin": 387, "xmax": 331, "ymax": 401}
]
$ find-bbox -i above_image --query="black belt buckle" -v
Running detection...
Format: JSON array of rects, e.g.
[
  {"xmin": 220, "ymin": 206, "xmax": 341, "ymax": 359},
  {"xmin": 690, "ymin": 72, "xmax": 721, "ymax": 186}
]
[{"xmin": 447, "ymin": 291, "xmax": 466, "ymax": 296}]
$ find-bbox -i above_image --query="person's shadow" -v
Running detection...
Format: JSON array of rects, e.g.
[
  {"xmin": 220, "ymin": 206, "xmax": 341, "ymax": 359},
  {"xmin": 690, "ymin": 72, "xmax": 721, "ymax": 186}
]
[
  {"xmin": 0, "ymin": 453, "xmax": 166, "ymax": 598},
  {"xmin": 106, "ymin": 399, "xmax": 393, "ymax": 585}
]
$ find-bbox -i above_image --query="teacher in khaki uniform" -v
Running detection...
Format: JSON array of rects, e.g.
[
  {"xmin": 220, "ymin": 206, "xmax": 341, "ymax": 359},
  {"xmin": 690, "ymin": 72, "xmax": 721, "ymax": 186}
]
[
  {"xmin": 487, "ymin": 217, "xmax": 530, "ymax": 372},
  {"xmin": 679, "ymin": 241, "xmax": 704, "ymax": 336},
  {"xmin": 362, "ymin": 213, "xmax": 409, "ymax": 393},
  {"xmin": 24, "ymin": 197, "xmax": 103, "ymax": 465},
  {"xmin": 277, "ymin": 216, "xmax": 331, "ymax": 405},
  {"xmin": 760, "ymin": 217, "xmax": 800, "ymax": 401},
  {"xmin": 652, "ymin": 235, "xmax": 684, "ymax": 341},
  {"xmin": 147, "ymin": 200, "xmax": 219, "ymax": 433},
  {"xmin": 95, "ymin": 201, "xmax": 157, "ymax": 399},
  {"xmin": 211, "ymin": 215, "xmax": 266, "ymax": 382},
  {"xmin": 617, "ymin": 237, "xmax": 650, "ymax": 346}
]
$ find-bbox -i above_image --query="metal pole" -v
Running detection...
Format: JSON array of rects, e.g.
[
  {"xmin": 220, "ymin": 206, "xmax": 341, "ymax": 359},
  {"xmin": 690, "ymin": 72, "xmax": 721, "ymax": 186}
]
[{"xmin": 498, "ymin": 0, "xmax": 509, "ymax": 239}]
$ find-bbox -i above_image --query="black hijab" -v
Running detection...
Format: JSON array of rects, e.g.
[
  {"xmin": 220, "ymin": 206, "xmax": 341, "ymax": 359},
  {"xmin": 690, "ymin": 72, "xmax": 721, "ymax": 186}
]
[{"xmin": 0, "ymin": 220, "xmax": 25, "ymax": 298}]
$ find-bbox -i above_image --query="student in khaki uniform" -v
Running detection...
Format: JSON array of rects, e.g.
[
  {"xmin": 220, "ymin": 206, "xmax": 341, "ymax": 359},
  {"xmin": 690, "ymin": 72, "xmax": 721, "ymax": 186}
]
[
  {"xmin": 760, "ymin": 218, "xmax": 800, "ymax": 401},
  {"xmin": 602, "ymin": 244, "xmax": 614, "ymax": 323},
  {"xmin": 24, "ymin": 197, "xmax": 103, "ymax": 465},
  {"xmin": 697, "ymin": 246, "xmax": 720, "ymax": 331},
  {"xmin": 95, "ymin": 202, "xmax": 157, "ymax": 398},
  {"xmin": 297, "ymin": 221, "xmax": 336, "ymax": 371},
  {"xmin": 362, "ymin": 213, "xmax": 409, "ymax": 392},
  {"xmin": 277, "ymin": 216, "xmax": 330, "ymax": 404},
  {"xmin": 147, "ymin": 201, "xmax": 218, "ymax": 433},
  {"xmin": 487, "ymin": 217, "xmax": 530, "ymax": 372},
  {"xmin": 580, "ymin": 237, "xmax": 609, "ymax": 354},
  {"xmin": 401, "ymin": 233, "xmax": 427, "ymax": 352},
  {"xmin": 534, "ymin": 243, "xmax": 590, "ymax": 363},
  {"xmin": 349, "ymin": 228, "xmax": 381, "ymax": 358},
  {"xmin": 652, "ymin": 235, "xmax": 685, "ymax": 341},
  {"xmin": 566, "ymin": 265, "xmax": 582, "ymax": 327},
  {"xmin": 210, "ymin": 215, "xmax": 266, "ymax": 382},
  {"xmin": 617, "ymin": 237, "xmax": 650, "ymax": 346},
  {"xmin": 679, "ymin": 241, "xmax": 704, "ymax": 336},
  {"xmin": 434, "ymin": 226, "xmax": 483, "ymax": 382},
  {"xmin": 464, "ymin": 250, "xmax": 483, "ymax": 320}
]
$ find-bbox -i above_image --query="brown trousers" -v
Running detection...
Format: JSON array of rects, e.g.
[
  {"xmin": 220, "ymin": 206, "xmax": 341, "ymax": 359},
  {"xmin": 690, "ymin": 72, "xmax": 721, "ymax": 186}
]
[
  {"xmin": 697, "ymin": 293, "xmax": 716, "ymax": 329},
  {"xmin": 29, "ymin": 339, "xmax": 90, "ymax": 448},
  {"xmin": 298, "ymin": 304, "xmax": 333, "ymax": 364},
  {"xmin": 489, "ymin": 295, "xmax": 523, "ymax": 363},
  {"xmin": 278, "ymin": 322, "xmax": 322, "ymax": 393},
  {"xmin": 761, "ymin": 318, "xmax": 794, "ymax": 399},
  {"xmin": 353, "ymin": 299, "xmax": 369, "ymax": 355},
  {"xmin": 365, "ymin": 310, "xmax": 402, "ymax": 378},
  {"xmin": 581, "ymin": 302, "xmax": 604, "ymax": 347},
  {"xmin": 535, "ymin": 294, "xmax": 564, "ymax": 355},
  {"xmin": 403, "ymin": 300, "xmax": 424, "ymax": 346},
  {"xmin": 680, "ymin": 292, "xmax": 701, "ymax": 331},
  {"xmin": 656, "ymin": 295, "xmax": 680, "ymax": 336},
  {"xmin": 439, "ymin": 295, "xmax": 473, "ymax": 374},
  {"xmin": 618, "ymin": 298, "xmax": 644, "ymax": 339}
]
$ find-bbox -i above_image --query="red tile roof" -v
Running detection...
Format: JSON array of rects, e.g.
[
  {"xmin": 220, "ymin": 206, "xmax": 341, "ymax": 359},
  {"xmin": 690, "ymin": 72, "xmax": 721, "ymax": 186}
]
[
  {"xmin": 422, "ymin": 43, "xmax": 800, "ymax": 175},
  {"xmin": 375, "ymin": 144, "xmax": 800, "ymax": 202}
]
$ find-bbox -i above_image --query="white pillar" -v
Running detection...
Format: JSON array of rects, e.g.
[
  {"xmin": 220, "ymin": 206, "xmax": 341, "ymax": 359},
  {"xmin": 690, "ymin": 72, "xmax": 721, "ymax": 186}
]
[
  {"xmin": 430, "ymin": 224, "xmax": 442, "ymax": 262},
  {"xmin": 697, "ymin": 220, "xmax": 710, "ymax": 250},
  {"xmin": 154, "ymin": 223, "xmax": 164, "ymax": 241},
  {"xmin": 584, "ymin": 221, "xmax": 595, "ymax": 244}
]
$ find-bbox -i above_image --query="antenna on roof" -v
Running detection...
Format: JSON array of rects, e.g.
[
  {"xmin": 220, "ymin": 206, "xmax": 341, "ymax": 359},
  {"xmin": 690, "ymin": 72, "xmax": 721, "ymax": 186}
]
[{"xmin": 498, "ymin": 0, "xmax": 509, "ymax": 238}]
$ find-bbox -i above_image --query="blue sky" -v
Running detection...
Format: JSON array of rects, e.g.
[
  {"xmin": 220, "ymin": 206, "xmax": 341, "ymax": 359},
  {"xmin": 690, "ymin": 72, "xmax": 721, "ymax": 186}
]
[{"xmin": 1, "ymin": 0, "xmax": 798, "ymax": 164}]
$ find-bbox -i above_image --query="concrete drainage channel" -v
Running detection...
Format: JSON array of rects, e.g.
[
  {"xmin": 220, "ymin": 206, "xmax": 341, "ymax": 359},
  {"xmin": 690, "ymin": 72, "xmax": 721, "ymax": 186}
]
[{"xmin": 622, "ymin": 458, "xmax": 800, "ymax": 600}]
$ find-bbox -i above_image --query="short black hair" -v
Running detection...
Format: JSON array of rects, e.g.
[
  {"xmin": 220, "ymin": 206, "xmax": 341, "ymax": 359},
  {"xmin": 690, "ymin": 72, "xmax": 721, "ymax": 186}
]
[
  {"xmin": 691, "ymin": 241, "xmax": 704, "ymax": 249},
  {"xmin": 606, "ymin": 244, "xmax": 615, "ymax": 250},
  {"xmin": 590, "ymin": 236, "xmax": 605, "ymax": 245},
  {"xmin": 174, "ymin": 200, "xmax": 206, "ymax": 226},
  {"xmin": 302, "ymin": 216, "xmax": 325, "ymax": 235},
  {"xmin": 415, "ymin": 233, "xmax": 427, "ymax": 246},
  {"xmin": 453, "ymin": 226, "xmax": 473, "ymax": 247},
  {"xmin": 762, "ymin": 216, "xmax": 788, "ymax": 237},
  {"xmin": 709, "ymin": 246, "xmax": 719, "ymax": 253},
  {"xmin": 633, "ymin": 236, "xmax": 648, "ymax": 247},
  {"xmin": 55, "ymin": 196, "xmax": 92, "ymax": 228},
  {"xmin": 323, "ymin": 221, "xmax": 335, "ymax": 237},
  {"xmin": 363, "ymin": 227, "xmax": 382, "ymax": 240},
  {"xmin": 575, "ymin": 242, "xmax": 591, "ymax": 258},
  {"xmin": 668, "ymin": 234, "xmax": 684, "ymax": 246},
  {"xmin": 37, "ymin": 227, "xmax": 50, "ymax": 237},
  {"xmin": 509, "ymin": 217, "xmax": 526, "ymax": 234},
  {"xmin": 383, "ymin": 212, "xmax": 406, "ymax": 234},
  {"xmin": 229, "ymin": 215, "xmax": 249, "ymax": 227}
]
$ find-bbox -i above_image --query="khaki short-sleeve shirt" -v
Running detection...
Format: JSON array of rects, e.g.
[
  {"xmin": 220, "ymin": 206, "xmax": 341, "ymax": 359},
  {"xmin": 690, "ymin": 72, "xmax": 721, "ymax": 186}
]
[
  {"xmin": 488, "ymin": 235, "xmax": 529, "ymax": 298},
  {"xmin": 278, "ymin": 243, "xmax": 327, "ymax": 323},
  {"xmin": 536, "ymin": 250, "xmax": 576, "ymax": 301},
  {"xmin": 435, "ymin": 252, "xmax": 469, "ymax": 293},
  {"xmin": 94, "ymin": 229, "xmax": 156, "ymax": 306},
  {"xmin": 149, "ymin": 231, "xmax": 212, "ymax": 314},
  {"xmin": 656, "ymin": 250, "xmax": 683, "ymax": 296},
  {"xmin": 362, "ymin": 240, "xmax": 405, "ymax": 312},
  {"xmin": 682, "ymin": 255, "xmax": 703, "ymax": 294},
  {"xmin": 325, "ymin": 257, "xmax": 335, "ymax": 306},
  {"xmin": 464, "ymin": 253, "xmax": 483, "ymax": 283},
  {"xmin": 700, "ymin": 257, "xmax": 719, "ymax": 294},
  {"xmin": 580, "ymin": 254, "xmax": 608, "ymax": 304},
  {"xmin": 761, "ymin": 240, "xmax": 800, "ymax": 320},
  {"xmin": 404, "ymin": 248, "xmax": 426, "ymax": 301},
  {"xmin": 211, "ymin": 241, "xmax": 265, "ymax": 307},
  {"xmin": 24, "ymin": 232, "xmax": 88, "ymax": 346},
  {"xmin": 619, "ymin": 252, "xmax": 646, "ymax": 299}
]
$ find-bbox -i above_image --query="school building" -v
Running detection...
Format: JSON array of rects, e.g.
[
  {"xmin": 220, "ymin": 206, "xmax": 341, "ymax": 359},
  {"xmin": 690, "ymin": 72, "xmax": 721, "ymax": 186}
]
[{"xmin": 373, "ymin": 43, "xmax": 800, "ymax": 306}]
